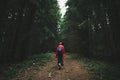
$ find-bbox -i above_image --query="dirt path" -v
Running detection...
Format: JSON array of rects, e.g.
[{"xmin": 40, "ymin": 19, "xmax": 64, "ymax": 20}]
[{"xmin": 13, "ymin": 55, "xmax": 97, "ymax": 80}]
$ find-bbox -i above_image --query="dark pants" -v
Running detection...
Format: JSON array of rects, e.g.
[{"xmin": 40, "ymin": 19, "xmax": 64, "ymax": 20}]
[{"xmin": 58, "ymin": 51, "xmax": 63, "ymax": 66}]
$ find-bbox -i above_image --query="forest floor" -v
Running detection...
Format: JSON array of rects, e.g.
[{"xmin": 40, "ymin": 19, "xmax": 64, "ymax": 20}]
[{"xmin": 12, "ymin": 54, "xmax": 98, "ymax": 80}]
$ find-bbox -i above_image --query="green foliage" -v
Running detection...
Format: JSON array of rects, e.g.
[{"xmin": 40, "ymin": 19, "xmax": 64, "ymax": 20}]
[
  {"xmin": 69, "ymin": 53, "xmax": 82, "ymax": 60},
  {"xmin": 0, "ymin": 0, "xmax": 61, "ymax": 62},
  {"xmin": 0, "ymin": 53, "xmax": 52, "ymax": 80},
  {"xmin": 60, "ymin": 0, "xmax": 120, "ymax": 60},
  {"xmin": 85, "ymin": 61, "xmax": 120, "ymax": 80},
  {"xmin": 78, "ymin": 20, "xmax": 88, "ymax": 29}
]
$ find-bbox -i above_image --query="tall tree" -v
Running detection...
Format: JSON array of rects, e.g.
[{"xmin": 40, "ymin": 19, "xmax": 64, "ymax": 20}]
[
  {"xmin": 61, "ymin": 0, "xmax": 120, "ymax": 61},
  {"xmin": 0, "ymin": 0, "xmax": 61, "ymax": 62}
]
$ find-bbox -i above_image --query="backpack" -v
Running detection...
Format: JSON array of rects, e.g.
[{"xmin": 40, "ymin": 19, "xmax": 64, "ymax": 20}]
[
  {"xmin": 57, "ymin": 47, "xmax": 62, "ymax": 56},
  {"xmin": 58, "ymin": 47, "xmax": 62, "ymax": 52},
  {"xmin": 57, "ymin": 47, "xmax": 62, "ymax": 53}
]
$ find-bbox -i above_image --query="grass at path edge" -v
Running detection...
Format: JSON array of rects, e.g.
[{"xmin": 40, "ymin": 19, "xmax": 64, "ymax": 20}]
[
  {"xmin": 69, "ymin": 53, "xmax": 120, "ymax": 80},
  {"xmin": 0, "ymin": 52, "xmax": 53, "ymax": 80}
]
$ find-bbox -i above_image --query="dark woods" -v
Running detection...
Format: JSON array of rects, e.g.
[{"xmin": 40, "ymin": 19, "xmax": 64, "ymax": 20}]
[
  {"xmin": 0, "ymin": 0, "xmax": 120, "ymax": 63},
  {"xmin": 0, "ymin": 0, "xmax": 60, "ymax": 62},
  {"xmin": 60, "ymin": 0, "xmax": 120, "ymax": 62}
]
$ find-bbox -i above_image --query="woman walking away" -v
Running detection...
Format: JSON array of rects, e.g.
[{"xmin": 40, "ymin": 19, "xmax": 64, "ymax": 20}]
[{"xmin": 56, "ymin": 42, "xmax": 66, "ymax": 69}]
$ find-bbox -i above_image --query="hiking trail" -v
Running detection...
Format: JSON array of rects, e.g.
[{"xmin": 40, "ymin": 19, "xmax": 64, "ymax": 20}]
[{"xmin": 13, "ymin": 54, "xmax": 98, "ymax": 80}]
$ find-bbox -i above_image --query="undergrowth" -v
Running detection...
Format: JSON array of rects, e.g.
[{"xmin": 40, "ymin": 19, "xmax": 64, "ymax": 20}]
[
  {"xmin": 0, "ymin": 52, "xmax": 53, "ymax": 80},
  {"xmin": 69, "ymin": 53, "xmax": 120, "ymax": 80}
]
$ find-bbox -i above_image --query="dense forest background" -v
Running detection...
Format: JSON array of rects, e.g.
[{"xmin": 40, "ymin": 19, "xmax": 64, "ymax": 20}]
[
  {"xmin": 0, "ymin": 0, "xmax": 120, "ymax": 63},
  {"xmin": 60, "ymin": 0, "xmax": 120, "ymax": 62},
  {"xmin": 0, "ymin": 0, "xmax": 61, "ymax": 63}
]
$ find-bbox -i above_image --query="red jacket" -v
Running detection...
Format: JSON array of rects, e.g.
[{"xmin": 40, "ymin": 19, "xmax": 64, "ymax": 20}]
[{"xmin": 56, "ymin": 42, "xmax": 65, "ymax": 58}]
